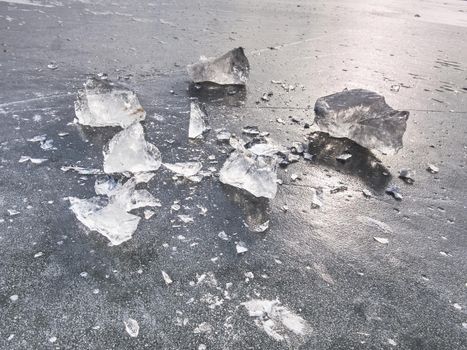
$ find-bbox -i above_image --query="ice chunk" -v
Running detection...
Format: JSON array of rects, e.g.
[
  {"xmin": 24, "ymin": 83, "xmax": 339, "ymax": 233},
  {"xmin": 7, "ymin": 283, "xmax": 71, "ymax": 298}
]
[
  {"xmin": 18, "ymin": 156, "xmax": 48, "ymax": 164},
  {"xmin": 374, "ymin": 237, "xmax": 389, "ymax": 244},
  {"xmin": 427, "ymin": 163, "xmax": 439, "ymax": 174},
  {"xmin": 386, "ymin": 185, "xmax": 402, "ymax": 200},
  {"xmin": 399, "ymin": 169, "xmax": 415, "ymax": 184},
  {"xmin": 314, "ymin": 89, "xmax": 409, "ymax": 154},
  {"xmin": 161, "ymin": 270, "xmax": 173, "ymax": 285},
  {"xmin": 103, "ymin": 123, "xmax": 161, "ymax": 174},
  {"xmin": 187, "ymin": 47, "xmax": 250, "ymax": 85},
  {"xmin": 94, "ymin": 176, "xmax": 121, "ymax": 196},
  {"xmin": 242, "ymin": 299, "xmax": 312, "ymax": 342},
  {"xmin": 68, "ymin": 196, "xmax": 140, "ymax": 245},
  {"xmin": 216, "ymin": 129, "xmax": 231, "ymax": 142},
  {"xmin": 189, "ymin": 102, "xmax": 210, "ymax": 139},
  {"xmin": 61, "ymin": 166, "xmax": 102, "ymax": 175},
  {"xmin": 246, "ymin": 220, "xmax": 269, "ymax": 233},
  {"xmin": 236, "ymin": 241, "xmax": 248, "ymax": 254},
  {"xmin": 164, "ymin": 162, "xmax": 202, "ymax": 178},
  {"xmin": 219, "ymin": 143, "xmax": 278, "ymax": 199},
  {"xmin": 68, "ymin": 177, "xmax": 159, "ymax": 245},
  {"xmin": 124, "ymin": 318, "xmax": 139, "ymax": 337},
  {"xmin": 75, "ymin": 76, "xmax": 146, "ymax": 128}
]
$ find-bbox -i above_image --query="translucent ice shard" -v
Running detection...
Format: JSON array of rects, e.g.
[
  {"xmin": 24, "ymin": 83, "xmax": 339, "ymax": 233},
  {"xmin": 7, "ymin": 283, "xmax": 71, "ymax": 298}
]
[
  {"xmin": 103, "ymin": 122, "xmax": 161, "ymax": 174},
  {"xmin": 163, "ymin": 162, "xmax": 202, "ymax": 178},
  {"xmin": 74, "ymin": 76, "xmax": 146, "ymax": 128},
  {"xmin": 61, "ymin": 165, "xmax": 102, "ymax": 175},
  {"xmin": 68, "ymin": 177, "xmax": 159, "ymax": 245},
  {"xmin": 242, "ymin": 299, "xmax": 312, "ymax": 342},
  {"xmin": 19, "ymin": 156, "xmax": 48, "ymax": 164},
  {"xmin": 124, "ymin": 318, "xmax": 139, "ymax": 337},
  {"xmin": 187, "ymin": 47, "xmax": 250, "ymax": 85},
  {"xmin": 219, "ymin": 143, "xmax": 278, "ymax": 199},
  {"xmin": 189, "ymin": 102, "xmax": 210, "ymax": 139},
  {"xmin": 314, "ymin": 89, "xmax": 409, "ymax": 154}
]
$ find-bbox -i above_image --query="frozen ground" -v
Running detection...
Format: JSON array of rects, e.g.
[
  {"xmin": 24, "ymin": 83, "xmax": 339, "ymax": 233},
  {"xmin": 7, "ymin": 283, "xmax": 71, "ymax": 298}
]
[{"xmin": 0, "ymin": 0, "xmax": 466, "ymax": 349}]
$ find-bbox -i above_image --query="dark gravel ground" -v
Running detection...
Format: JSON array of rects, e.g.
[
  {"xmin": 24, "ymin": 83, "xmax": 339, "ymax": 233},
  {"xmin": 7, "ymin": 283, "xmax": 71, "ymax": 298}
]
[{"xmin": 1, "ymin": 0, "xmax": 466, "ymax": 349}]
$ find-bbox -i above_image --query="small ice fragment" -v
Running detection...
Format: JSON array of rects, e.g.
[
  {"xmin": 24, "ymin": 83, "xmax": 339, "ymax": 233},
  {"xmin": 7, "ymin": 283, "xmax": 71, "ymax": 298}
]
[
  {"xmin": 314, "ymin": 89, "xmax": 409, "ymax": 154},
  {"xmin": 7, "ymin": 209, "xmax": 20, "ymax": 216},
  {"xmin": 58, "ymin": 132, "xmax": 69, "ymax": 137},
  {"xmin": 19, "ymin": 156, "xmax": 48, "ymax": 164},
  {"xmin": 27, "ymin": 135, "xmax": 47, "ymax": 142},
  {"xmin": 189, "ymin": 102, "xmax": 210, "ymax": 139},
  {"xmin": 193, "ymin": 322, "xmax": 213, "ymax": 334},
  {"xmin": 9, "ymin": 295, "xmax": 18, "ymax": 302},
  {"xmin": 336, "ymin": 153, "xmax": 352, "ymax": 162},
  {"xmin": 47, "ymin": 62, "xmax": 58, "ymax": 70},
  {"xmin": 61, "ymin": 166, "xmax": 101, "ymax": 175},
  {"xmin": 198, "ymin": 345, "xmax": 207, "ymax": 350},
  {"xmin": 303, "ymin": 152, "xmax": 314, "ymax": 161},
  {"xmin": 242, "ymin": 126, "xmax": 260, "ymax": 136},
  {"xmin": 94, "ymin": 176, "xmax": 121, "ymax": 196},
  {"xmin": 80, "ymin": 272, "xmax": 88, "ymax": 277},
  {"xmin": 144, "ymin": 209, "xmax": 155, "ymax": 219},
  {"xmin": 248, "ymin": 220, "xmax": 270, "ymax": 233},
  {"xmin": 48, "ymin": 336, "xmax": 57, "ymax": 343},
  {"xmin": 133, "ymin": 172, "xmax": 156, "ymax": 184},
  {"xmin": 248, "ymin": 143, "xmax": 283, "ymax": 157},
  {"xmin": 310, "ymin": 188, "xmax": 323, "ymax": 209},
  {"xmin": 276, "ymin": 118, "xmax": 286, "ymax": 125},
  {"xmin": 290, "ymin": 174, "xmax": 300, "ymax": 181},
  {"xmin": 218, "ymin": 231, "xmax": 229, "ymax": 240},
  {"xmin": 362, "ymin": 189, "xmax": 372, "ymax": 198},
  {"xmin": 241, "ymin": 299, "xmax": 312, "ymax": 341},
  {"xmin": 386, "ymin": 185, "xmax": 403, "ymax": 200},
  {"xmin": 245, "ymin": 271, "xmax": 254, "ymax": 279},
  {"xmin": 7, "ymin": 334, "xmax": 14, "ymax": 341},
  {"xmin": 427, "ymin": 164, "xmax": 439, "ymax": 174},
  {"xmin": 171, "ymin": 204, "xmax": 181, "ymax": 211},
  {"xmin": 219, "ymin": 143, "xmax": 278, "ymax": 199},
  {"xmin": 440, "ymin": 251, "xmax": 448, "ymax": 257},
  {"xmin": 161, "ymin": 270, "xmax": 173, "ymax": 285},
  {"xmin": 187, "ymin": 47, "xmax": 250, "ymax": 85},
  {"xmin": 40, "ymin": 139, "xmax": 56, "ymax": 151},
  {"xmin": 164, "ymin": 162, "xmax": 202, "ymax": 178},
  {"xmin": 216, "ymin": 129, "xmax": 231, "ymax": 142},
  {"xmin": 236, "ymin": 241, "xmax": 248, "ymax": 254},
  {"xmin": 178, "ymin": 215, "xmax": 194, "ymax": 224},
  {"xmin": 373, "ymin": 237, "xmax": 389, "ymax": 244},
  {"xmin": 34, "ymin": 252, "xmax": 44, "ymax": 258},
  {"xmin": 399, "ymin": 169, "xmax": 415, "ymax": 184},
  {"xmin": 390, "ymin": 84, "xmax": 400, "ymax": 92},
  {"xmin": 388, "ymin": 339, "xmax": 397, "ymax": 346},
  {"xmin": 75, "ymin": 76, "xmax": 146, "ymax": 128},
  {"xmin": 453, "ymin": 303, "xmax": 462, "ymax": 310},
  {"xmin": 103, "ymin": 123, "xmax": 161, "ymax": 174},
  {"xmin": 124, "ymin": 318, "xmax": 139, "ymax": 337}
]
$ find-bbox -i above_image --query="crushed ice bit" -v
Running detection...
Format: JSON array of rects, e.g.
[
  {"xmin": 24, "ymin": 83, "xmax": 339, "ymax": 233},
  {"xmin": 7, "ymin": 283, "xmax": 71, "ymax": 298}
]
[
  {"xmin": 427, "ymin": 164, "xmax": 439, "ymax": 174},
  {"xmin": 388, "ymin": 338, "xmax": 397, "ymax": 346},
  {"xmin": 27, "ymin": 135, "xmax": 47, "ymax": 142},
  {"xmin": 94, "ymin": 176, "xmax": 121, "ymax": 196},
  {"xmin": 336, "ymin": 153, "xmax": 352, "ymax": 162},
  {"xmin": 40, "ymin": 139, "xmax": 56, "ymax": 151},
  {"xmin": 242, "ymin": 299, "xmax": 312, "ymax": 342},
  {"xmin": 189, "ymin": 102, "xmax": 210, "ymax": 139},
  {"xmin": 124, "ymin": 318, "xmax": 139, "ymax": 337},
  {"xmin": 178, "ymin": 215, "xmax": 194, "ymax": 224},
  {"xmin": 18, "ymin": 156, "xmax": 48, "ymax": 164},
  {"xmin": 9, "ymin": 295, "xmax": 18, "ymax": 302},
  {"xmin": 48, "ymin": 336, "xmax": 57, "ymax": 343},
  {"xmin": 399, "ymin": 169, "xmax": 415, "ymax": 184},
  {"xmin": 247, "ymin": 220, "xmax": 269, "ymax": 233},
  {"xmin": 103, "ymin": 122, "xmax": 161, "ymax": 174},
  {"xmin": 373, "ymin": 237, "xmax": 389, "ymax": 244},
  {"xmin": 386, "ymin": 185, "xmax": 403, "ymax": 200},
  {"xmin": 187, "ymin": 47, "xmax": 250, "ymax": 85},
  {"xmin": 164, "ymin": 162, "xmax": 202, "ymax": 179},
  {"xmin": 362, "ymin": 189, "xmax": 372, "ymax": 198},
  {"xmin": 314, "ymin": 89, "xmax": 409, "ymax": 154},
  {"xmin": 7, "ymin": 209, "xmax": 20, "ymax": 216},
  {"xmin": 75, "ymin": 76, "xmax": 146, "ymax": 128},
  {"xmin": 144, "ymin": 209, "xmax": 155, "ymax": 219},
  {"xmin": 61, "ymin": 166, "xmax": 102, "ymax": 175},
  {"xmin": 162, "ymin": 270, "xmax": 173, "ymax": 285},
  {"xmin": 47, "ymin": 62, "xmax": 58, "ymax": 70},
  {"xmin": 216, "ymin": 129, "xmax": 231, "ymax": 142},
  {"xmin": 242, "ymin": 126, "xmax": 260, "ymax": 136},
  {"xmin": 236, "ymin": 241, "xmax": 248, "ymax": 254},
  {"xmin": 34, "ymin": 251, "xmax": 44, "ymax": 258},
  {"xmin": 218, "ymin": 231, "xmax": 229, "ymax": 240},
  {"xmin": 193, "ymin": 322, "xmax": 213, "ymax": 334},
  {"xmin": 219, "ymin": 143, "xmax": 278, "ymax": 199}
]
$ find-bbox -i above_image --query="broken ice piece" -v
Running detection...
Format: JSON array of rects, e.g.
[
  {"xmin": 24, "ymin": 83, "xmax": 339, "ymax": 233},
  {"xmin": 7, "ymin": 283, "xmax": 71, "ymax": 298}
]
[
  {"xmin": 8, "ymin": 209, "xmax": 20, "ymax": 217},
  {"xmin": 40, "ymin": 139, "xmax": 56, "ymax": 151},
  {"xmin": 61, "ymin": 166, "xmax": 102, "ymax": 175},
  {"xmin": 103, "ymin": 122, "xmax": 161, "ymax": 174},
  {"xmin": 427, "ymin": 164, "xmax": 439, "ymax": 174},
  {"xmin": 241, "ymin": 299, "xmax": 312, "ymax": 342},
  {"xmin": 373, "ymin": 237, "xmax": 389, "ymax": 244},
  {"xmin": 219, "ymin": 143, "xmax": 278, "ymax": 199},
  {"xmin": 362, "ymin": 189, "xmax": 372, "ymax": 198},
  {"xmin": 236, "ymin": 241, "xmax": 248, "ymax": 254},
  {"xmin": 218, "ymin": 231, "xmax": 229, "ymax": 240},
  {"xmin": 18, "ymin": 156, "xmax": 48, "ymax": 164},
  {"xmin": 47, "ymin": 62, "xmax": 58, "ymax": 70},
  {"xmin": 386, "ymin": 185, "xmax": 402, "ymax": 200},
  {"xmin": 161, "ymin": 270, "xmax": 173, "ymax": 285},
  {"xmin": 247, "ymin": 220, "xmax": 269, "ymax": 233},
  {"xmin": 336, "ymin": 153, "xmax": 352, "ymax": 162},
  {"xmin": 187, "ymin": 47, "xmax": 250, "ymax": 85},
  {"xmin": 124, "ymin": 318, "xmax": 139, "ymax": 337},
  {"xmin": 178, "ymin": 215, "xmax": 194, "ymax": 224},
  {"xmin": 27, "ymin": 135, "xmax": 47, "ymax": 142},
  {"xmin": 74, "ymin": 76, "xmax": 146, "ymax": 128},
  {"xmin": 164, "ymin": 162, "xmax": 202, "ymax": 178},
  {"xmin": 216, "ymin": 129, "xmax": 231, "ymax": 142},
  {"xmin": 189, "ymin": 102, "xmax": 210, "ymax": 139},
  {"xmin": 290, "ymin": 174, "xmax": 300, "ymax": 181},
  {"xmin": 144, "ymin": 209, "xmax": 155, "ymax": 219},
  {"xmin": 310, "ymin": 188, "xmax": 323, "ymax": 209},
  {"xmin": 399, "ymin": 169, "xmax": 415, "ymax": 184},
  {"xmin": 94, "ymin": 176, "xmax": 121, "ymax": 196},
  {"xmin": 242, "ymin": 126, "xmax": 260, "ymax": 136},
  {"xmin": 314, "ymin": 89, "xmax": 409, "ymax": 154}
]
